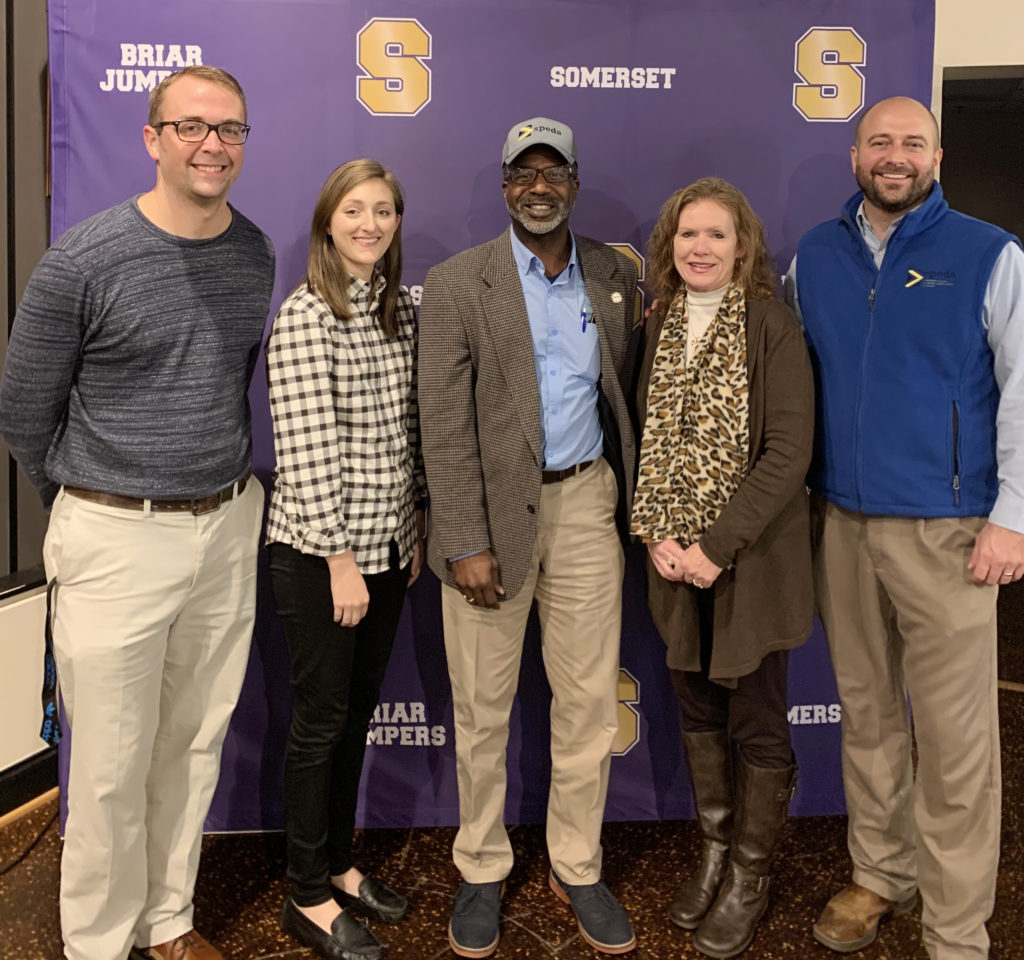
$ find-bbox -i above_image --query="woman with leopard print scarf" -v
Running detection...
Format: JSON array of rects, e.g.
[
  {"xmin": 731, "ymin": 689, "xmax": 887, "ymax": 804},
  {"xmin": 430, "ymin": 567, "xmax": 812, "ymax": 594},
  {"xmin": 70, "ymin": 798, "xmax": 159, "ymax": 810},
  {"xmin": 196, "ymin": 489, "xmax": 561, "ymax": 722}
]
[{"xmin": 632, "ymin": 177, "xmax": 815, "ymax": 959}]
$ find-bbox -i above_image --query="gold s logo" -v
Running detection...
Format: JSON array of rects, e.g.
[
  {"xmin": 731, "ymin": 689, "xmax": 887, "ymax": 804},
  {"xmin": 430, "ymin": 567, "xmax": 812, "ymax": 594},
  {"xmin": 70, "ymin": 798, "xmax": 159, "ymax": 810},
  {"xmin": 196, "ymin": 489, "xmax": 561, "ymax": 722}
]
[
  {"xmin": 792, "ymin": 27, "xmax": 866, "ymax": 122},
  {"xmin": 357, "ymin": 18, "xmax": 432, "ymax": 117},
  {"xmin": 607, "ymin": 242, "xmax": 646, "ymax": 330},
  {"xmin": 613, "ymin": 668, "xmax": 641, "ymax": 756}
]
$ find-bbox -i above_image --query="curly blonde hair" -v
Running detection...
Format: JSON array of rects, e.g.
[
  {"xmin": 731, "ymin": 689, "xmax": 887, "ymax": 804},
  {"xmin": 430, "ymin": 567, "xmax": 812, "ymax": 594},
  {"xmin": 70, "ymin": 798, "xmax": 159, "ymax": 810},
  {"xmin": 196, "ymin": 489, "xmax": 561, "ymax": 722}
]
[{"xmin": 647, "ymin": 177, "xmax": 777, "ymax": 304}]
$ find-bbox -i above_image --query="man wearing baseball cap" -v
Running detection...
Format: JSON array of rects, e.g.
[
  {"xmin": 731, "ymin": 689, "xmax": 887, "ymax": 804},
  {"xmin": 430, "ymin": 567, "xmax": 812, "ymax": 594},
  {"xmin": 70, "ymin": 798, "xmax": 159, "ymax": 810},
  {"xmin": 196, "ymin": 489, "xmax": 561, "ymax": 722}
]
[{"xmin": 419, "ymin": 117, "xmax": 640, "ymax": 956}]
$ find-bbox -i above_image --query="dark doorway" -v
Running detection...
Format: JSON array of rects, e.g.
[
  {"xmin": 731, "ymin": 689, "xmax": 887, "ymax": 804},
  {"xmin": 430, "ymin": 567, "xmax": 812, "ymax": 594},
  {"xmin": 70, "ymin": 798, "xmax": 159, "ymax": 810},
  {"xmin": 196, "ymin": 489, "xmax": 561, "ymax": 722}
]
[
  {"xmin": 941, "ymin": 67, "xmax": 1024, "ymax": 241},
  {"xmin": 943, "ymin": 68, "xmax": 1024, "ymax": 686}
]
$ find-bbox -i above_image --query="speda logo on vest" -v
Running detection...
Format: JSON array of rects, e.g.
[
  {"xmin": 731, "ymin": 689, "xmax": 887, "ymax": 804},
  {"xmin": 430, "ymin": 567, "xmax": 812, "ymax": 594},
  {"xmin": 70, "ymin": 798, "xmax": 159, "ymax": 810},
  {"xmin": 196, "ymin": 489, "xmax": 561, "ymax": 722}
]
[{"xmin": 905, "ymin": 269, "xmax": 956, "ymax": 289}]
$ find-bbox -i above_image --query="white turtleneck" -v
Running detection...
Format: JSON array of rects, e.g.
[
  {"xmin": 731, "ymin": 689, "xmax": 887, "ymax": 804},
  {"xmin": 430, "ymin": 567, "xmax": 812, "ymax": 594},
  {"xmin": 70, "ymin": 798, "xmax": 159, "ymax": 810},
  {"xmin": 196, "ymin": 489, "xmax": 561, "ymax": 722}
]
[{"xmin": 685, "ymin": 283, "xmax": 729, "ymax": 368}]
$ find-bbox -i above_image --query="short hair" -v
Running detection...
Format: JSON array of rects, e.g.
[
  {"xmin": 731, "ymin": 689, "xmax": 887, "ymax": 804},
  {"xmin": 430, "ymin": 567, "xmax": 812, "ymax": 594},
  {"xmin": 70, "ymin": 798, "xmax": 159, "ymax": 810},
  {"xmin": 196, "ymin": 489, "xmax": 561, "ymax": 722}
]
[
  {"xmin": 854, "ymin": 96, "xmax": 940, "ymax": 148},
  {"xmin": 148, "ymin": 65, "xmax": 247, "ymax": 126},
  {"xmin": 306, "ymin": 158, "xmax": 406, "ymax": 338},
  {"xmin": 646, "ymin": 177, "xmax": 777, "ymax": 303}
]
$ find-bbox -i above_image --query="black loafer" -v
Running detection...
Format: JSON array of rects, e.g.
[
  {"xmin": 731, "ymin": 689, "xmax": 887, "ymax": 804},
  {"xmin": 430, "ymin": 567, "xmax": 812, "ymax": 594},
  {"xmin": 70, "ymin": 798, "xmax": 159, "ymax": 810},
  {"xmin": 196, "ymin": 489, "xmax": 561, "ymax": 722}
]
[
  {"xmin": 448, "ymin": 879, "xmax": 504, "ymax": 958},
  {"xmin": 333, "ymin": 875, "xmax": 409, "ymax": 924},
  {"xmin": 279, "ymin": 897, "xmax": 384, "ymax": 960},
  {"xmin": 549, "ymin": 870, "xmax": 636, "ymax": 955}
]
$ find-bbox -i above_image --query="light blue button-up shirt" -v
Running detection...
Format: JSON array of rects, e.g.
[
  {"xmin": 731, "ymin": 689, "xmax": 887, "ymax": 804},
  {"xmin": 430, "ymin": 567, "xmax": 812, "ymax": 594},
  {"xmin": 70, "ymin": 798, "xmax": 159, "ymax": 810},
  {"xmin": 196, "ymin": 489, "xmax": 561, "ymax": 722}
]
[{"xmin": 510, "ymin": 227, "xmax": 603, "ymax": 471}]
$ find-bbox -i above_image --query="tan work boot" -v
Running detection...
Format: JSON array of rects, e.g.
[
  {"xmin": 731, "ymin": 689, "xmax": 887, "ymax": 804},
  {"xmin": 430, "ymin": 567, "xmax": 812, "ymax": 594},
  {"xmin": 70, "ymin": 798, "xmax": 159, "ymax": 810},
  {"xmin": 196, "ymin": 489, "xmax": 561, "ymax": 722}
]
[
  {"xmin": 813, "ymin": 883, "xmax": 917, "ymax": 952},
  {"xmin": 129, "ymin": 929, "xmax": 225, "ymax": 960}
]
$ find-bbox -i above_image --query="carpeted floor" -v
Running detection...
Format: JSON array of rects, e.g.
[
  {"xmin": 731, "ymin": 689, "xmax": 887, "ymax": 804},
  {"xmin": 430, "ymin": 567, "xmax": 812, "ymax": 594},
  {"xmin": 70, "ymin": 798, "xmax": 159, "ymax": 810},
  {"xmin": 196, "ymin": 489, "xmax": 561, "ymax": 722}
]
[{"xmin": 2, "ymin": 583, "xmax": 1023, "ymax": 960}]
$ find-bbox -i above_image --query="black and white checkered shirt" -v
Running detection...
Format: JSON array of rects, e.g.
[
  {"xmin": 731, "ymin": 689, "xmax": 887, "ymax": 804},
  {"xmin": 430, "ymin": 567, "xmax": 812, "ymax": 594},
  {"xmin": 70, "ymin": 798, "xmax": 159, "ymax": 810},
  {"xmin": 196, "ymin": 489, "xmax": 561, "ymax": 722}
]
[{"xmin": 265, "ymin": 276, "xmax": 426, "ymax": 573}]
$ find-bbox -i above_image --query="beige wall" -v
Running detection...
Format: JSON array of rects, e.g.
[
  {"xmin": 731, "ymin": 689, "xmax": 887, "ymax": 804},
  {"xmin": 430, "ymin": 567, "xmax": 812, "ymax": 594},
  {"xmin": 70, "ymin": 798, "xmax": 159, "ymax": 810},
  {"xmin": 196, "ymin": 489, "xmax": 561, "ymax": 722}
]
[
  {"xmin": 0, "ymin": 588, "xmax": 47, "ymax": 770},
  {"xmin": 933, "ymin": 0, "xmax": 1024, "ymax": 118}
]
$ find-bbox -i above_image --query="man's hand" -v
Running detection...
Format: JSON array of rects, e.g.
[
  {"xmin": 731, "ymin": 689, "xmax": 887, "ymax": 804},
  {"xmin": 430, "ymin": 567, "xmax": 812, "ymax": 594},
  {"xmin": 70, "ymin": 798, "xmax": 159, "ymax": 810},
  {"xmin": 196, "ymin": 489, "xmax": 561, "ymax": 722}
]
[
  {"xmin": 452, "ymin": 549, "xmax": 504, "ymax": 609},
  {"xmin": 647, "ymin": 539, "xmax": 688, "ymax": 581},
  {"xmin": 326, "ymin": 551, "xmax": 370, "ymax": 626},
  {"xmin": 642, "ymin": 297, "xmax": 660, "ymax": 328},
  {"xmin": 968, "ymin": 521, "xmax": 1024, "ymax": 586}
]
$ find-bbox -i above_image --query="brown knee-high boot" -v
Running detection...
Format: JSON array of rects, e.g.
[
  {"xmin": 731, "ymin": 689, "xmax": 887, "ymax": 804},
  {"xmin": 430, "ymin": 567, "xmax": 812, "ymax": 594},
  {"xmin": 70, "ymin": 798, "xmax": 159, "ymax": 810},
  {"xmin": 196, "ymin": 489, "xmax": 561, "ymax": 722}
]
[
  {"xmin": 669, "ymin": 730, "xmax": 734, "ymax": 929},
  {"xmin": 692, "ymin": 755, "xmax": 796, "ymax": 958}
]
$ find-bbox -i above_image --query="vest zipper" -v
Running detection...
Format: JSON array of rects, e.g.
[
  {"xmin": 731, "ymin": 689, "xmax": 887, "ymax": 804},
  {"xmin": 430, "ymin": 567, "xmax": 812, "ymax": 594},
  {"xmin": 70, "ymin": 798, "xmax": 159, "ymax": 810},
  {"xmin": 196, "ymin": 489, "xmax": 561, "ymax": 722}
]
[
  {"xmin": 951, "ymin": 401, "xmax": 961, "ymax": 507},
  {"xmin": 854, "ymin": 287, "xmax": 878, "ymax": 506}
]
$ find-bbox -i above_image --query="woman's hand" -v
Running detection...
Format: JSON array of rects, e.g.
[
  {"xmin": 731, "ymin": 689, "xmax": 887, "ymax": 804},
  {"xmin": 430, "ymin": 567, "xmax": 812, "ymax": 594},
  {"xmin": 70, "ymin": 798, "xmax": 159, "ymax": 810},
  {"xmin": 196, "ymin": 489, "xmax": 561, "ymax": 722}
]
[
  {"xmin": 408, "ymin": 508, "xmax": 426, "ymax": 586},
  {"xmin": 678, "ymin": 542, "xmax": 723, "ymax": 590},
  {"xmin": 409, "ymin": 536, "xmax": 425, "ymax": 585},
  {"xmin": 647, "ymin": 539, "xmax": 688, "ymax": 581},
  {"xmin": 326, "ymin": 551, "xmax": 369, "ymax": 626}
]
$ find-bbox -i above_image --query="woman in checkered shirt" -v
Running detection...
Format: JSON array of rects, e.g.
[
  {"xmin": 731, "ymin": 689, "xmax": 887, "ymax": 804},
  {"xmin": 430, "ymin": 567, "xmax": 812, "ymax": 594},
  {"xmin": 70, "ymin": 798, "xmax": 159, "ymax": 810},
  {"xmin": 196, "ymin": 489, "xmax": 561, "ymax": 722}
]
[{"xmin": 265, "ymin": 159, "xmax": 427, "ymax": 960}]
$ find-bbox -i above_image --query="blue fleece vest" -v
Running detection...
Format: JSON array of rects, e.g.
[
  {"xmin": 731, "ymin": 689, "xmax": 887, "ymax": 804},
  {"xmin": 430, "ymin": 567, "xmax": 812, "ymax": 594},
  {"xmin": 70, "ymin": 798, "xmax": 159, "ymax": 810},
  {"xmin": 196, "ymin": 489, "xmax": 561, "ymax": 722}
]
[{"xmin": 797, "ymin": 184, "xmax": 1016, "ymax": 517}]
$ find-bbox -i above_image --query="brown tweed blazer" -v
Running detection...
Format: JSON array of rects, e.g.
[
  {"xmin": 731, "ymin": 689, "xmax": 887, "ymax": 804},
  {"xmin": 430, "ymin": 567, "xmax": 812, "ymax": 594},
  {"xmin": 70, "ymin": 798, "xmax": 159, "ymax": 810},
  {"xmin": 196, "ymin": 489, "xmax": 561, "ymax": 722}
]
[{"xmin": 418, "ymin": 229, "xmax": 639, "ymax": 600}]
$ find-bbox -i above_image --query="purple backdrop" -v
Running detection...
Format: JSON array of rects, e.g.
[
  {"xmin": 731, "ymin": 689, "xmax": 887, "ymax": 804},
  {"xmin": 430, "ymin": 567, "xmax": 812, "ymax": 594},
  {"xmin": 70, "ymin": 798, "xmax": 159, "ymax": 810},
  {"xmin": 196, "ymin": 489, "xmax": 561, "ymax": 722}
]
[{"xmin": 48, "ymin": 0, "xmax": 935, "ymax": 830}]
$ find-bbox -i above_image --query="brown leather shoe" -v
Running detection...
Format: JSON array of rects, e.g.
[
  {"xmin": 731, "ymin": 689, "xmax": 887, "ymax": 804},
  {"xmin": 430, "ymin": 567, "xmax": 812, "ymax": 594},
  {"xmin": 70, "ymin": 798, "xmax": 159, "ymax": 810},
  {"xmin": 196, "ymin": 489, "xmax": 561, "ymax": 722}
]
[
  {"xmin": 129, "ymin": 929, "xmax": 225, "ymax": 960},
  {"xmin": 813, "ymin": 883, "xmax": 917, "ymax": 953}
]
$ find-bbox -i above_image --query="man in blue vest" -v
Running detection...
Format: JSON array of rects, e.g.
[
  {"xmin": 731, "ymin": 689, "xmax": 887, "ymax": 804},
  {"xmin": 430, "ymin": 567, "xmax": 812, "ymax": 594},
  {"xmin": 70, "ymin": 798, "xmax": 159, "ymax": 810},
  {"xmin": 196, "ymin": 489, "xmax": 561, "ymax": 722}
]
[{"xmin": 787, "ymin": 96, "xmax": 1024, "ymax": 959}]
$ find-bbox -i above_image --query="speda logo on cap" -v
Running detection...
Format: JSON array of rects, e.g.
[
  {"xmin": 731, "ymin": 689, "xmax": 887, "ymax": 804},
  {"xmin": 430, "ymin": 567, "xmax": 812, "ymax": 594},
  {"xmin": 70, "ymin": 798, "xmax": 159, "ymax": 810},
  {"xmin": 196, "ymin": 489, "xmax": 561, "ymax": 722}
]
[{"xmin": 519, "ymin": 123, "xmax": 563, "ymax": 140}]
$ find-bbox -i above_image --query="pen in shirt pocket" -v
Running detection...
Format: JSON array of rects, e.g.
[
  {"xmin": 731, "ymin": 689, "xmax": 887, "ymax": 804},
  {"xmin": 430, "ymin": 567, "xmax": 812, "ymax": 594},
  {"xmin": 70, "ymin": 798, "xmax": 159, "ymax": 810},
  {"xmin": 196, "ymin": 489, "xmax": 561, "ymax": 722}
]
[{"xmin": 580, "ymin": 295, "xmax": 594, "ymax": 333}]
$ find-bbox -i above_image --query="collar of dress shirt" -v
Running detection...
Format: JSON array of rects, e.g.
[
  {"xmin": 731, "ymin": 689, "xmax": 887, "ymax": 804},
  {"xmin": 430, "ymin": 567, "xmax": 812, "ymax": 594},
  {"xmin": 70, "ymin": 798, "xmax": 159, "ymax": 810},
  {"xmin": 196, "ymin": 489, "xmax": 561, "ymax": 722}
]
[
  {"xmin": 854, "ymin": 200, "xmax": 907, "ymax": 257},
  {"xmin": 346, "ymin": 270, "xmax": 386, "ymax": 312},
  {"xmin": 509, "ymin": 225, "xmax": 579, "ymax": 282}
]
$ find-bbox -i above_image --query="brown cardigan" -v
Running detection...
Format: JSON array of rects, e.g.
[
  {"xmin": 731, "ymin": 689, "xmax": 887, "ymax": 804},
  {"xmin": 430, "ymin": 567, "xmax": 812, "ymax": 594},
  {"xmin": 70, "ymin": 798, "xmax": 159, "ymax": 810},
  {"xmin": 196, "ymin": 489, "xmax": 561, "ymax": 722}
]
[{"xmin": 636, "ymin": 296, "xmax": 815, "ymax": 681}]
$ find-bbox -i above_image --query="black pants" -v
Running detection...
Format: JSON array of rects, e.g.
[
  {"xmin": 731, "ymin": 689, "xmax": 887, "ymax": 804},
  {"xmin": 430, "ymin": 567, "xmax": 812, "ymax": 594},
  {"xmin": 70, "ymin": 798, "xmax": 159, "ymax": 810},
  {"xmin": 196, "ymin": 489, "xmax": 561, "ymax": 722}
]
[
  {"xmin": 269, "ymin": 541, "xmax": 410, "ymax": 906},
  {"xmin": 671, "ymin": 589, "xmax": 793, "ymax": 769}
]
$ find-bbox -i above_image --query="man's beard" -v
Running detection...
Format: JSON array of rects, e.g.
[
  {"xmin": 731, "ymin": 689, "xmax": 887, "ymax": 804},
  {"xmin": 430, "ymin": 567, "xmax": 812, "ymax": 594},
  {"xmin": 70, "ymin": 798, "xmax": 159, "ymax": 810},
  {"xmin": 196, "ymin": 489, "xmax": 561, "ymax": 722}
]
[
  {"xmin": 855, "ymin": 162, "xmax": 934, "ymax": 214},
  {"xmin": 506, "ymin": 192, "xmax": 573, "ymax": 235}
]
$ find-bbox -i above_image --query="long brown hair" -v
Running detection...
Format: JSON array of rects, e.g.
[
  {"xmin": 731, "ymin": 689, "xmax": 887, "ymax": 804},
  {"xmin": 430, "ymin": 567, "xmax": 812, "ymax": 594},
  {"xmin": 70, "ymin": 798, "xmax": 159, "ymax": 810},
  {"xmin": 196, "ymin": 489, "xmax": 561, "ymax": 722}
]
[
  {"xmin": 306, "ymin": 159, "xmax": 405, "ymax": 338},
  {"xmin": 647, "ymin": 177, "xmax": 777, "ymax": 304}
]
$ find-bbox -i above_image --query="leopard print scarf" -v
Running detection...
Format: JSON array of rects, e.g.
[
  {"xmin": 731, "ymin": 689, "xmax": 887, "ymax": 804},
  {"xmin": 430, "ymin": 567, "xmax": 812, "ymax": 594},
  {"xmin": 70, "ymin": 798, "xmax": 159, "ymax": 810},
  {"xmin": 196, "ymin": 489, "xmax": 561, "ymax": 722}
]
[{"xmin": 631, "ymin": 282, "xmax": 748, "ymax": 546}]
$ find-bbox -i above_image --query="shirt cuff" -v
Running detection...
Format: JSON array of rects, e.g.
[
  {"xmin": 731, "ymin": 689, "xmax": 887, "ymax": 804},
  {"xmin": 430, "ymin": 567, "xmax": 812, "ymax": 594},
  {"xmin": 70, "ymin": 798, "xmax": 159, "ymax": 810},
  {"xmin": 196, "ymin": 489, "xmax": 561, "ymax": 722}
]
[
  {"xmin": 448, "ymin": 547, "xmax": 490, "ymax": 564},
  {"xmin": 294, "ymin": 527, "xmax": 352, "ymax": 558},
  {"xmin": 987, "ymin": 492, "xmax": 1024, "ymax": 536}
]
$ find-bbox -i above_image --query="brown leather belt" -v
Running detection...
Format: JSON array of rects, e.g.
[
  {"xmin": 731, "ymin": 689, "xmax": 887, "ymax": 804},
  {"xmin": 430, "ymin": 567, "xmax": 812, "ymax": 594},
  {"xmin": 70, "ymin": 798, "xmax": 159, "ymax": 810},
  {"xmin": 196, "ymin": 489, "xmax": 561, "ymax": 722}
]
[
  {"xmin": 541, "ymin": 459, "xmax": 595, "ymax": 485},
  {"xmin": 65, "ymin": 471, "xmax": 250, "ymax": 516}
]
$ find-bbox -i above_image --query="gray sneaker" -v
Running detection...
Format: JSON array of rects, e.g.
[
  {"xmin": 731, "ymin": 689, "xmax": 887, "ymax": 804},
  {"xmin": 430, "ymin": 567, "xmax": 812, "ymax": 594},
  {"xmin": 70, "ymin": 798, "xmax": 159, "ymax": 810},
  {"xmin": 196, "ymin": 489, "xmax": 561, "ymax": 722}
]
[
  {"xmin": 549, "ymin": 870, "xmax": 636, "ymax": 954},
  {"xmin": 448, "ymin": 879, "xmax": 503, "ymax": 958}
]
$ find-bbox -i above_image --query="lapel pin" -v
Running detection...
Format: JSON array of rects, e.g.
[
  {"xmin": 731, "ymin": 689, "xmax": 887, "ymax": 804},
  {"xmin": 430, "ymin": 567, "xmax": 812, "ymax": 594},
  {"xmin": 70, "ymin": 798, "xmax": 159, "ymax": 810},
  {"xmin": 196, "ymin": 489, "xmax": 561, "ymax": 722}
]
[{"xmin": 611, "ymin": 292, "xmax": 623, "ymax": 303}]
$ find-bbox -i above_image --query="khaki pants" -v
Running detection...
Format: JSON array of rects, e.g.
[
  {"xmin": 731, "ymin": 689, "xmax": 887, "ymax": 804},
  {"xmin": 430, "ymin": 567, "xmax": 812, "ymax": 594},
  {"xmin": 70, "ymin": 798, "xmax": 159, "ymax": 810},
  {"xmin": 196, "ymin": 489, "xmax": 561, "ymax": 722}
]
[
  {"xmin": 44, "ymin": 480, "xmax": 264, "ymax": 960},
  {"xmin": 442, "ymin": 457, "xmax": 624, "ymax": 884},
  {"xmin": 814, "ymin": 499, "xmax": 1000, "ymax": 960}
]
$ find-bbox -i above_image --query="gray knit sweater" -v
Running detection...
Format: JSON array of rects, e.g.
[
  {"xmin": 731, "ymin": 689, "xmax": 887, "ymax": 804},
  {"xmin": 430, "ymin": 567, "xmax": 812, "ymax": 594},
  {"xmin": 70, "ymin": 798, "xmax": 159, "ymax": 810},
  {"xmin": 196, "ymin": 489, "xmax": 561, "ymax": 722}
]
[{"xmin": 0, "ymin": 198, "xmax": 275, "ymax": 507}]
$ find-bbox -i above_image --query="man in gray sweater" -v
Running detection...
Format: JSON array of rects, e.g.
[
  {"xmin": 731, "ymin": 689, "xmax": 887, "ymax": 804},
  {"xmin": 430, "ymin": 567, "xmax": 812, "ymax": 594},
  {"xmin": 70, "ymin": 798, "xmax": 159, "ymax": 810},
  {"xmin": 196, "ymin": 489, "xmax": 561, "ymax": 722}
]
[{"xmin": 0, "ymin": 66, "xmax": 275, "ymax": 960}]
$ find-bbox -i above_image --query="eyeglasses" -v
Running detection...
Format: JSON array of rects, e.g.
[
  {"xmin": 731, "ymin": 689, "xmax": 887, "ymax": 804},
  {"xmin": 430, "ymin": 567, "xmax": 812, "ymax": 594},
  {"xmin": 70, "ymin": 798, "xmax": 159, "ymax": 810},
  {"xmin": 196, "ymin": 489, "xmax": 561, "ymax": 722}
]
[
  {"xmin": 152, "ymin": 119, "xmax": 251, "ymax": 145},
  {"xmin": 503, "ymin": 162, "xmax": 577, "ymax": 186}
]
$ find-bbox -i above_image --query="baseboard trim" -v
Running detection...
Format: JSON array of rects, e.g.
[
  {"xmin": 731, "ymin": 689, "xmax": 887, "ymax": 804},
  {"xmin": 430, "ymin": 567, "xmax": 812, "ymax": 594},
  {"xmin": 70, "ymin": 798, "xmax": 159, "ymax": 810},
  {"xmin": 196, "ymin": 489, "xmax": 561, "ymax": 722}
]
[
  {"xmin": 0, "ymin": 747, "xmax": 58, "ymax": 820},
  {"xmin": 0, "ymin": 786, "xmax": 58, "ymax": 830}
]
